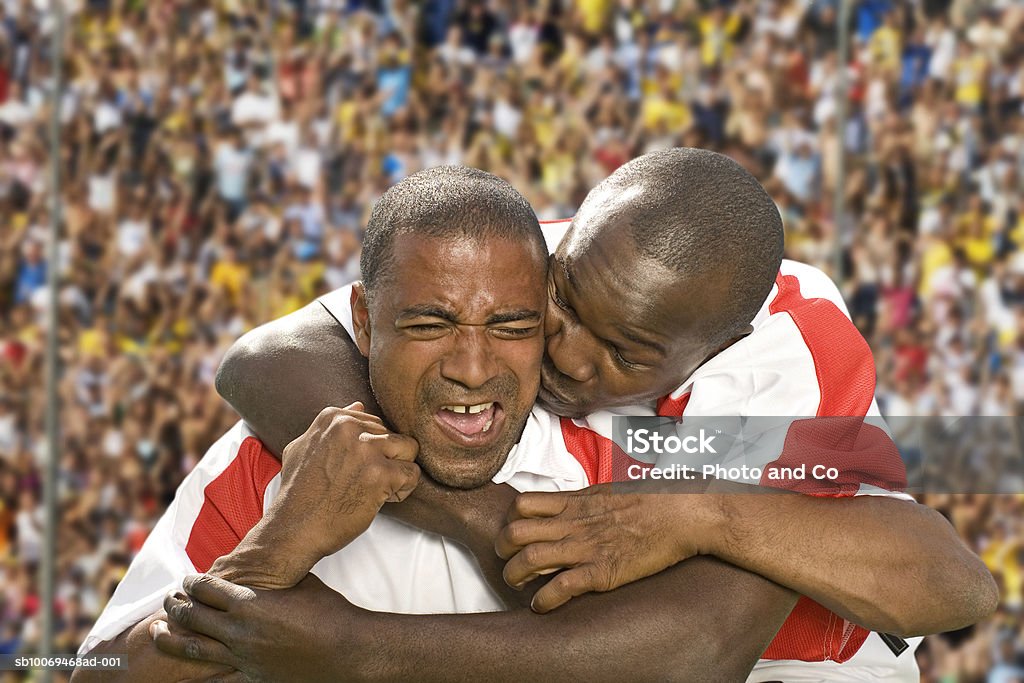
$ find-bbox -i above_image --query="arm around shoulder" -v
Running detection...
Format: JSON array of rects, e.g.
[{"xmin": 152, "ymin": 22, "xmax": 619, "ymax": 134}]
[{"xmin": 215, "ymin": 301, "xmax": 378, "ymax": 456}]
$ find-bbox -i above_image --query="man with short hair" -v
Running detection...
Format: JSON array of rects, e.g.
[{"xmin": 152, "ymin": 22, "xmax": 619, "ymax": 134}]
[
  {"xmin": 74, "ymin": 165, "xmax": 797, "ymax": 682},
  {"xmin": 152, "ymin": 151, "xmax": 994, "ymax": 681}
]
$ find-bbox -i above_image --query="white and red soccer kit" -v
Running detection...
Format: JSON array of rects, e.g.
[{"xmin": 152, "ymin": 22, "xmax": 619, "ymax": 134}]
[{"xmin": 83, "ymin": 219, "xmax": 918, "ymax": 680}]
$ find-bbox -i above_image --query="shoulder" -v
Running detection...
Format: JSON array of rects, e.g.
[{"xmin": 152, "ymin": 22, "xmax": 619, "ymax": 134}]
[{"xmin": 685, "ymin": 260, "xmax": 875, "ymax": 416}]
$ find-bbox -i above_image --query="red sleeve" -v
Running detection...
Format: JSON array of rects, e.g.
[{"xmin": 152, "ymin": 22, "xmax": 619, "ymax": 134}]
[{"xmin": 185, "ymin": 437, "xmax": 282, "ymax": 572}]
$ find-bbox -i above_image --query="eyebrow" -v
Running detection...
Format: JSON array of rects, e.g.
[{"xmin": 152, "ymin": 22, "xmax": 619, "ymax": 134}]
[
  {"xmin": 613, "ymin": 323, "xmax": 667, "ymax": 355},
  {"xmin": 486, "ymin": 310, "xmax": 542, "ymax": 325},
  {"xmin": 397, "ymin": 305, "xmax": 542, "ymax": 326}
]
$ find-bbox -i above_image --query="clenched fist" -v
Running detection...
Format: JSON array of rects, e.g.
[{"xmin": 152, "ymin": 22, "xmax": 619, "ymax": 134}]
[
  {"xmin": 276, "ymin": 402, "xmax": 421, "ymax": 556},
  {"xmin": 210, "ymin": 402, "xmax": 420, "ymax": 588}
]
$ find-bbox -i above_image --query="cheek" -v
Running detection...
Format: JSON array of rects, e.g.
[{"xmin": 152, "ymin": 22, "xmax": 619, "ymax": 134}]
[
  {"xmin": 369, "ymin": 346, "xmax": 424, "ymax": 415},
  {"xmin": 597, "ymin": 366, "xmax": 661, "ymax": 403},
  {"xmin": 501, "ymin": 342, "xmax": 543, "ymax": 395}
]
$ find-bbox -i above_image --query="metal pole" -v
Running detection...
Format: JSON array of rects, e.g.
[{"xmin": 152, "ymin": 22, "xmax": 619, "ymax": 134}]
[
  {"xmin": 42, "ymin": 0, "xmax": 64, "ymax": 673},
  {"xmin": 833, "ymin": 0, "xmax": 851, "ymax": 281}
]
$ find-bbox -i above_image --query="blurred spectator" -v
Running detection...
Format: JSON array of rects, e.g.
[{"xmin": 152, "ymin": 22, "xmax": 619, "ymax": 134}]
[{"xmin": 1, "ymin": 1, "xmax": 1022, "ymax": 677}]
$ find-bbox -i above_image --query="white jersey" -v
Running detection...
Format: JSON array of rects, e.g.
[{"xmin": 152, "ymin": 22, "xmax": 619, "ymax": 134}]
[
  {"xmin": 84, "ymin": 218, "xmax": 919, "ymax": 680},
  {"xmin": 79, "ymin": 413, "xmax": 587, "ymax": 655},
  {"xmin": 306, "ymin": 230, "xmax": 921, "ymax": 681}
]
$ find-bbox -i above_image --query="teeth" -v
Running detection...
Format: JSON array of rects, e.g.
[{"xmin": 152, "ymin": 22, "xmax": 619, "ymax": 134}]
[
  {"xmin": 482, "ymin": 417, "xmax": 493, "ymax": 432},
  {"xmin": 441, "ymin": 402, "xmax": 494, "ymax": 414}
]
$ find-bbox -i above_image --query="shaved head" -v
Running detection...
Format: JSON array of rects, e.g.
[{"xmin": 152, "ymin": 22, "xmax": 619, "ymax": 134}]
[{"xmin": 566, "ymin": 148, "xmax": 784, "ymax": 348}]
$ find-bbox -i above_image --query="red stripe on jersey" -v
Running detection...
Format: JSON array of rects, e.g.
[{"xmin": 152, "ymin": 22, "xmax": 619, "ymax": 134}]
[
  {"xmin": 656, "ymin": 393, "xmax": 691, "ymax": 418},
  {"xmin": 763, "ymin": 597, "xmax": 871, "ymax": 663},
  {"xmin": 763, "ymin": 418, "xmax": 907, "ymax": 496},
  {"xmin": 756, "ymin": 273, "xmax": 903, "ymax": 661},
  {"xmin": 538, "ymin": 218, "xmax": 573, "ymax": 224},
  {"xmin": 559, "ymin": 418, "xmax": 653, "ymax": 484},
  {"xmin": 767, "ymin": 273, "xmax": 875, "ymax": 417},
  {"xmin": 756, "ymin": 274, "xmax": 907, "ymax": 496},
  {"xmin": 559, "ymin": 417, "xmax": 877, "ymax": 664},
  {"xmin": 185, "ymin": 437, "xmax": 282, "ymax": 572}
]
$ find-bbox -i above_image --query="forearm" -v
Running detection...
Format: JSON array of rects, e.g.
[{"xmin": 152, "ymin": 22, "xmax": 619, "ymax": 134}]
[
  {"xmin": 708, "ymin": 493, "xmax": 998, "ymax": 636},
  {"xmin": 72, "ymin": 613, "xmax": 232, "ymax": 683},
  {"xmin": 216, "ymin": 302, "xmax": 377, "ymax": 456},
  {"xmin": 382, "ymin": 481, "xmax": 533, "ymax": 609},
  {"xmin": 208, "ymin": 514, "xmax": 325, "ymax": 588},
  {"xmin": 352, "ymin": 557, "xmax": 796, "ymax": 682},
  {"xmin": 210, "ymin": 477, "xmax": 374, "ymax": 589},
  {"xmin": 437, "ymin": 498, "xmax": 537, "ymax": 610}
]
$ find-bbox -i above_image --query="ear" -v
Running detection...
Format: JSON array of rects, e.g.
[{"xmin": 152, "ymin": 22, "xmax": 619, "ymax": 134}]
[{"xmin": 351, "ymin": 282, "xmax": 371, "ymax": 358}]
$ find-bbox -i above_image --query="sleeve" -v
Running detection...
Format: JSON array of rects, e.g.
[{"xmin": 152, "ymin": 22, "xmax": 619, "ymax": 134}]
[
  {"xmin": 78, "ymin": 422, "xmax": 281, "ymax": 654},
  {"xmin": 663, "ymin": 267, "xmax": 910, "ymax": 499},
  {"xmin": 317, "ymin": 284, "xmax": 356, "ymax": 339}
]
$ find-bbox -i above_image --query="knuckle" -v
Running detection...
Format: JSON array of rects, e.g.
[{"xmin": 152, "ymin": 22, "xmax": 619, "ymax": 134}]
[
  {"xmin": 551, "ymin": 572, "xmax": 576, "ymax": 595},
  {"xmin": 191, "ymin": 573, "xmax": 214, "ymax": 590},
  {"xmin": 589, "ymin": 562, "xmax": 614, "ymax": 591},
  {"xmin": 363, "ymin": 461, "xmax": 383, "ymax": 481},
  {"xmin": 505, "ymin": 520, "xmax": 530, "ymax": 546},
  {"xmin": 511, "ymin": 494, "xmax": 533, "ymax": 518},
  {"xmin": 331, "ymin": 413, "xmax": 357, "ymax": 430},
  {"xmin": 171, "ymin": 601, "xmax": 192, "ymax": 627},
  {"xmin": 318, "ymin": 406, "xmax": 343, "ymax": 422},
  {"xmin": 520, "ymin": 543, "xmax": 545, "ymax": 568},
  {"xmin": 183, "ymin": 636, "xmax": 203, "ymax": 660}
]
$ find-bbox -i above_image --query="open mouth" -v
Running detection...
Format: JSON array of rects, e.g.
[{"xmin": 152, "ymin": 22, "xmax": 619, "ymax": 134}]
[{"xmin": 434, "ymin": 401, "xmax": 505, "ymax": 447}]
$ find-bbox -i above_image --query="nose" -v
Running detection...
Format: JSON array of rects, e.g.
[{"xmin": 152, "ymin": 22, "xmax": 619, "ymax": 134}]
[
  {"xmin": 439, "ymin": 327, "xmax": 500, "ymax": 390},
  {"xmin": 544, "ymin": 302, "xmax": 598, "ymax": 384}
]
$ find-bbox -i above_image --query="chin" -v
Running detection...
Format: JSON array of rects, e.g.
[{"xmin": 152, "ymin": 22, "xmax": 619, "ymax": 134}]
[
  {"xmin": 423, "ymin": 463, "xmax": 497, "ymax": 490},
  {"xmin": 418, "ymin": 447, "xmax": 506, "ymax": 490}
]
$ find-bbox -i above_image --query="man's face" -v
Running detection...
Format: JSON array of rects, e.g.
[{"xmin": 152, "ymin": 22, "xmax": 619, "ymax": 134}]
[
  {"xmin": 540, "ymin": 215, "xmax": 726, "ymax": 418},
  {"xmin": 353, "ymin": 234, "xmax": 547, "ymax": 488}
]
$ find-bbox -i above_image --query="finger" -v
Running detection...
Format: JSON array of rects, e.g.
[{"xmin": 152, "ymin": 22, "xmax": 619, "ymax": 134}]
[
  {"xmin": 502, "ymin": 540, "xmax": 581, "ymax": 588},
  {"xmin": 335, "ymin": 406, "xmax": 388, "ymax": 431},
  {"xmin": 530, "ymin": 565, "xmax": 600, "ymax": 614},
  {"xmin": 359, "ymin": 432, "xmax": 419, "ymax": 462},
  {"xmin": 164, "ymin": 591, "xmax": 234, "ymax": 640},
  {"xmin": 348, "ymin": 409, "xmax": 385, "ymax": 426},
  {"xmin": 507, "ymin": 492, "xmax": 571, "ymax": 522},
  {"xmin": 150, "ymin": 619, "xmax": 239, "ymax": 669},
  {"xmin": 182, "ymin": 574, "xmax": 255, "ymax": 612},
  {"xmin": 495, "ymin": 517, "xmax": 568, "ymax": 559},
  {"xmin": 352, "ymin": 419, "xmax": 390, "ymax": 435},
  {"xmin": 314, "ymin": 404, "xmax": 352, "ymax": 428},
  {"xmin": 385, "ymin": 460, "xmax": 421, "ymax": 503},
  {"xmin": 333, "ymin": 402, "xmax": 387, "ymax": 428}
]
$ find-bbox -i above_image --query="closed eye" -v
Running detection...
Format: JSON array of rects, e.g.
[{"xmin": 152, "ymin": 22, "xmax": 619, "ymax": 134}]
[
  {"xmin": 609, "ymin": 344, "xmax": 646, "ymax": 370},
  {"xmin": 404, "ymin": 323, "xmax": 450, "ymax": 339},
  {"xmin": 491, "ymin": 325, "xmax": 540, "ymax": 340}
]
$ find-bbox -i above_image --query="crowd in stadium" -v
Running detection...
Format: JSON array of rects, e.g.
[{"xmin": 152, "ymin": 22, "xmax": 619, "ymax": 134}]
[{"xmin": 0, "ymin": 0, "xmax": 1022, "ymax": 679}]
